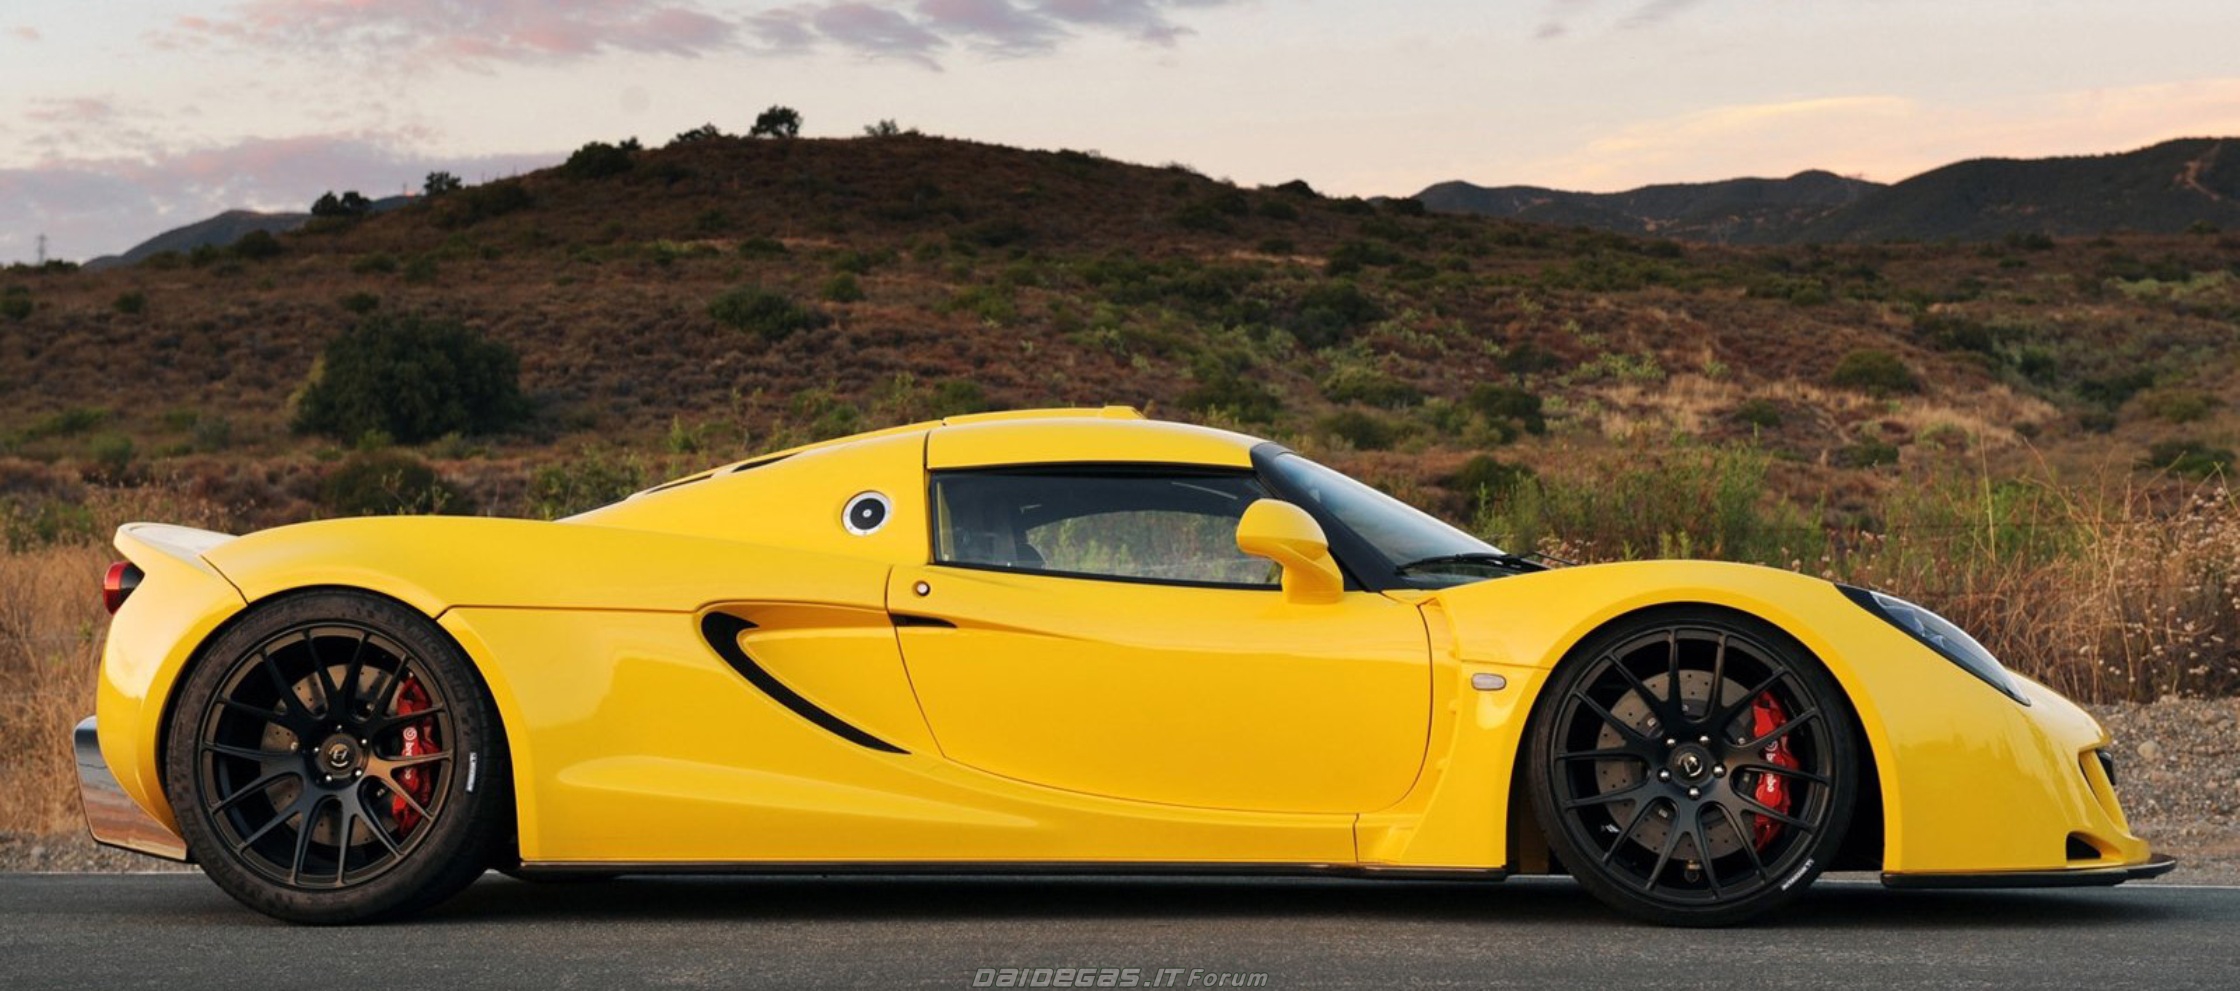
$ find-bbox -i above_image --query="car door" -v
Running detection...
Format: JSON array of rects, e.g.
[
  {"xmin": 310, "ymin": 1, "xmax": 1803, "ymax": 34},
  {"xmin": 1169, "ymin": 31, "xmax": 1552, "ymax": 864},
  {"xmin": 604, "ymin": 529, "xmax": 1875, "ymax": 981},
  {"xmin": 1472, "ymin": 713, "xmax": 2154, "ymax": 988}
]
[{"xmin": 888, "ymin": 467, "xmax": 1430, "ymax": 815}]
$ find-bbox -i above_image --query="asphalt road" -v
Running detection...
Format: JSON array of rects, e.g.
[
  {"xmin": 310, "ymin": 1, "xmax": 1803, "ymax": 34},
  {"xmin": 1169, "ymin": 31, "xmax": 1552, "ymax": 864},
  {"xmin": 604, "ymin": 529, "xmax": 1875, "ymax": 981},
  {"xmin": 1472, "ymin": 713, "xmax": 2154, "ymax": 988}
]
[{"xmin": 2, "ymin": 872, "xmax": 2234, "ymax": 990}]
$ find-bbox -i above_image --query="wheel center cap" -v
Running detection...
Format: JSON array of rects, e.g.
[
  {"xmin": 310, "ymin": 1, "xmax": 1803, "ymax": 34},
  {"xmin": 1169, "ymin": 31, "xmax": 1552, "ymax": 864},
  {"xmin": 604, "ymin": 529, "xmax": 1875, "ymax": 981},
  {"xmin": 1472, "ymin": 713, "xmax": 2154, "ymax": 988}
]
[
  {"xmin": 1670, "ymin": 744, "xmax": 1713, "ymax": 783},
  {"xmin": 316, "ymin": 734, "xmax": 362, "ymax": 776}
]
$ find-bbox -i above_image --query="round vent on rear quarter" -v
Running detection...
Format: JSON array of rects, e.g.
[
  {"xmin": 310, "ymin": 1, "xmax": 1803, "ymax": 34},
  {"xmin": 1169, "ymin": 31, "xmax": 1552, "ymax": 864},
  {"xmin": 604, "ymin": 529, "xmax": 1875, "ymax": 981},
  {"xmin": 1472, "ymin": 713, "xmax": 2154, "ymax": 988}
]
[
  {"xmin": 843, "ymin": 492, "xmax": 892, "ymax": 536},
  {"xmin": 102, "ymin": 562, "xmax": 143, "ymax": 614}
]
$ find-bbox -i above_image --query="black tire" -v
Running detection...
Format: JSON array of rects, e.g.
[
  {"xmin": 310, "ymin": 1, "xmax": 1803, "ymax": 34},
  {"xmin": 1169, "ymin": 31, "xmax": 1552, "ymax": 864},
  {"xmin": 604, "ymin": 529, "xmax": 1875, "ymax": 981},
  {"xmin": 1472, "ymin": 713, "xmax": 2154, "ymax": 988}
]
[
  {"xmin": 1526, "ymin": 607, "xmax": 1857, "ymax": 926},
  {"xmin": 163, "ymin": 589, "xmax": 510, "ymax": 924}
]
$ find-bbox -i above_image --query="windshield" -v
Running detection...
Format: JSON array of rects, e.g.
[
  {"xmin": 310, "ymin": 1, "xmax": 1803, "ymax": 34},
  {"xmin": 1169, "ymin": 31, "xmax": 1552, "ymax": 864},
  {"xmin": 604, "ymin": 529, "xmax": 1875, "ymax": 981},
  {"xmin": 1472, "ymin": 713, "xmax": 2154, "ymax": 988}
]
[{"xmin": 1264, "ymin": 453, "xmax": 1506, "ymax": 579}]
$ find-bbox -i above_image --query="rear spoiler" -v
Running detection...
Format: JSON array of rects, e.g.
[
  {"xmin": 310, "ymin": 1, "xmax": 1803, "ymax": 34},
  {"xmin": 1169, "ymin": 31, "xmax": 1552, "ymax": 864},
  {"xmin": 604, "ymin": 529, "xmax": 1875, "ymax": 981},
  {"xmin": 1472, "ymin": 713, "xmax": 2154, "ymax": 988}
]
[{"xmin": 114, "ymin": 523, "xmax": 239, "ymax": 588}]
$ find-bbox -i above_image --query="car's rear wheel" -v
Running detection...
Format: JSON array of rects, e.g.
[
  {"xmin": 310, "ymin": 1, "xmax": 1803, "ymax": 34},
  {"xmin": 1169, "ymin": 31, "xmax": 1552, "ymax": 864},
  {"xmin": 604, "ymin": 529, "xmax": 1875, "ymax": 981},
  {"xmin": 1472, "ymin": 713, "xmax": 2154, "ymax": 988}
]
[
  {"xmin": 164, "ymin": 590, "xmax": 509, "ymax": 924},
  {"xmin": 1526, "ymin": 607, "xmax": 1857, "ymax": 926}
]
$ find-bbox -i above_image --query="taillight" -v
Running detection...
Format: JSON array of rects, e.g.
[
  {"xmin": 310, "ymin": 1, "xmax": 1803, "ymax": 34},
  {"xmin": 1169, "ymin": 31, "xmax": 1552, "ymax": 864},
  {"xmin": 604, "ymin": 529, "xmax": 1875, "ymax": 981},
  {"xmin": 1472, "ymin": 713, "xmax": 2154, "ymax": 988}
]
[{"xmin": 102, "ymin": 562, "xmax": 142, "ymax": 614}]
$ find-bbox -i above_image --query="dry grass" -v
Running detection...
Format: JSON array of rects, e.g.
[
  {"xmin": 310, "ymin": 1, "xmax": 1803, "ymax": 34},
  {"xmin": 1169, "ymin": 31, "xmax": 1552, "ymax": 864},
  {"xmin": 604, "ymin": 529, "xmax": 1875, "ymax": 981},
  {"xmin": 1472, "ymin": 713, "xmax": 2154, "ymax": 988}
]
[{"xmin": 0, "ymin": 542, "xmax": 110, "ymax": 837}]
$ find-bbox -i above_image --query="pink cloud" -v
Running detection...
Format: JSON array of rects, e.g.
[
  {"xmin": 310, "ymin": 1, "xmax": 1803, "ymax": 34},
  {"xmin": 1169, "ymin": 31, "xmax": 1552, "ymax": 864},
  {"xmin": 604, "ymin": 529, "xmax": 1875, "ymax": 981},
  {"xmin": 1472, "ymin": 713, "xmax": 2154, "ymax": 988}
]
[
  {"xmin": 8, "ymin": 25, "xmax": 38, "ymax": 41},
  {"xmin": 812, "ymin": 2, "xmax": 948, "ymax": 65},
  {"xmin": 167, "ymin": 0, "xmax": 739, "ymax": 67}
]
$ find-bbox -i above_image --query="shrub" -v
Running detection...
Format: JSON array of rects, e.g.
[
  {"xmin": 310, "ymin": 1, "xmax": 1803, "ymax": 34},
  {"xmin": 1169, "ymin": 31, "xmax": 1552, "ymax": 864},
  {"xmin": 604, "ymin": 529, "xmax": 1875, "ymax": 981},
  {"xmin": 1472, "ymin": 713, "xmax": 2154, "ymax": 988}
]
[
  {"xmin": 1836, "ymin": 439, "xmax": 1901, "ymax": 468},
  {"xmin": 321, "ymin": 449, "xmax": 464, "ymax": 515},
  {"xmin": 563, "ymin": 140, "xmax": 635, "ymax": 179},
  {"xmin": 1256, "ymin": 198, "xmax": 1298, "ymax": 221},
  {"xmin": 1286, "ymin": 280, "xmax": 1382, "ymax": 349},
  {"xmin": 1, "ymin": 286, "xmax": 32, "ymax": 322},
  {"xmin": 2141, "ymin": 439, "xmax": 2234, "ymax": 479},
  {"xmin": 338, "ymin": 291, "xmax": 380, "ymax": 314},
  {"xmin": 433, "ymin": 181, "xmax": 531, "ymax": 228},
  {"xmin": 671, "ymin": 123, "xmax": 725, "ymax": 145},
  {"xmin": 708, "ymin": 286, "xmax": 829, "ymax": 341},
  {"xmin": 311, "ymin": 191, "xmax": 372, "ymax": 218},
  {"xmin": 1466, "ymin": 384, "xmax": 1548, "ymax": 439},
  {"xmin": 232, "ymin": 229, "xmax": 283, "ymax": 260},
  {"xmin": 738, "ymin": 236, "xmax": 789, "ymax": 258},
  {"xmin": 823, "ymin": 272, "xmax": 865, "ymax": 302},
  {"xmin": 528, "ymin": 447, "xmax": 646, "ymax": 518},
  {"xmin": 424, "ymin": 171, "xmax": 464, "ymax": 197},
  {"xmin": 293, "ymin": 314, "xmax": 527, "ymax": 443},
  {"xmin": 401, "ymin": 255, "xmax": 439, "ymax": 284},
  {"xmin": 1324, "ymin": 240, "xmax": 1404, "ymax": 276},
  {"xmin": 749, "ymin": 105, "xmax": 803, "ymax": 138},
  {"xmin": 931, "ymin": 379, "xmax": 993, "ymax": 416},
  {"xmin": 113, "ymin": 291, "xmax": 147, "ymax": 315},
  {"xmin": 862, "ymin": 119, "xmax": 912, "ymax": 138},
  {"xmin": 352, "ymin": 253, "xmax": 399, "ymax": 275},
  {"xmin": 1180, "ymin": 353, "xmax": 1282, "ymax": 423},
  {"xmin": 1829, "ymin": 349, "xmax": 1920, "ymax": 396},
  {"xmin": 2138, "ymin": 388, "xmax": 2214, "ymax": 424},
  {"xmin": 1318, "ymin": 409, "xmax": 1404, "ymax": 450},
  {"xmin": 86, "ymin": 433, "xmax": 136, "ymax": 483},
  {"xmin": 1321, "ymin": 366, "xmax": 1423, "ymax": 408},
  {"xmin": 1447, "ymin": 454, "xmax": 1534, "ymax": 507},
  {"xmin": 1732, "ymin": 397, "xmax": 1783, "ymax": 428}
]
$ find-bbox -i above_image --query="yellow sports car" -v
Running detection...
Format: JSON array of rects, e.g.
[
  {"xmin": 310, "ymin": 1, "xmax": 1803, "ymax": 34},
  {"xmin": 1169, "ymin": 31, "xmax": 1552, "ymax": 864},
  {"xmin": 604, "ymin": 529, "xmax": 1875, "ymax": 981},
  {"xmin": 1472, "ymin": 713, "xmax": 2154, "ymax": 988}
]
[{"xmin": 78, "ymin": 407, "xmax": 2170, "ymax": 925}]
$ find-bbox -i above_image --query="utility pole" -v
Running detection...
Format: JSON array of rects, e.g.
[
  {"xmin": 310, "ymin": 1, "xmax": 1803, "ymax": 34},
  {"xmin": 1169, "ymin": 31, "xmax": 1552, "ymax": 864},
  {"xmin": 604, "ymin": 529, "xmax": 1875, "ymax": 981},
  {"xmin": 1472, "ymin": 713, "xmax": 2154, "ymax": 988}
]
[{"xmin": 35, "ymin": 234, "xmax": 46, "ymax": 266}]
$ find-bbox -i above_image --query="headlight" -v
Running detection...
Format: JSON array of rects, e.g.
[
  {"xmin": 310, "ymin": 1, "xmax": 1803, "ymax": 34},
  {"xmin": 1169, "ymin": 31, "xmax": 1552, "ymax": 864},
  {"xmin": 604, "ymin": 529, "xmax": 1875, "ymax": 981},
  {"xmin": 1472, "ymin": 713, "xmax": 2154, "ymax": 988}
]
[{"xmin": 1838, "ymin": 585, "xmax": 2032, "ymax": 706}]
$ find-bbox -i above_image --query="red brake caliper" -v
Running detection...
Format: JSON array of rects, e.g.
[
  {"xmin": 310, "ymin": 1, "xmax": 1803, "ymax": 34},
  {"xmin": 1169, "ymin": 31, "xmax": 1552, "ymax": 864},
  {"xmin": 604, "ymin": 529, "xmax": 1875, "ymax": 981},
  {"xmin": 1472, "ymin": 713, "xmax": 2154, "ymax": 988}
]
[
  {"xmin": 1749, "ymin": 693, "xmax": 1799, "ymax": 850},
  {"xmin": 391, "ymin": 676, "xmax": 437, "ymax": 833}
]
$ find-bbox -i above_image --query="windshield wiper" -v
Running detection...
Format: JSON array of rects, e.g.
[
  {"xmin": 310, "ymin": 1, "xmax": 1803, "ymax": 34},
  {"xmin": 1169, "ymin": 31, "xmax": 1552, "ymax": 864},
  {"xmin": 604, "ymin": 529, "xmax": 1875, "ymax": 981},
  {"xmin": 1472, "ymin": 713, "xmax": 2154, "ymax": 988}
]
[{"xmin": 1393, "ymin": 551, "xmax": 1548, "ymax": 576}]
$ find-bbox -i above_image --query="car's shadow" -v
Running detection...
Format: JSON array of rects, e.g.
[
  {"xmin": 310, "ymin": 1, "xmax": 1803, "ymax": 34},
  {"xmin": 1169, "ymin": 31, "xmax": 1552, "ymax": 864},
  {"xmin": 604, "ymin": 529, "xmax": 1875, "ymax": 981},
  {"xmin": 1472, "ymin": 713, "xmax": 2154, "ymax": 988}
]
[{"xmin": 424, "ymin": 871, "xmax": 2180, "ymax": 930}]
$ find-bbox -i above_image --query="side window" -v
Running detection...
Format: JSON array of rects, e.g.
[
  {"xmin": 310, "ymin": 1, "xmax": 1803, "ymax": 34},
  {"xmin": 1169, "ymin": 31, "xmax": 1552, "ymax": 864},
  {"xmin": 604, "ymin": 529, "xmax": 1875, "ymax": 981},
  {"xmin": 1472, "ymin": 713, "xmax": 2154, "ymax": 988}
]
[{"xmin": 933, "ymin": 470, "xmax": 1279, "ymax": 588}]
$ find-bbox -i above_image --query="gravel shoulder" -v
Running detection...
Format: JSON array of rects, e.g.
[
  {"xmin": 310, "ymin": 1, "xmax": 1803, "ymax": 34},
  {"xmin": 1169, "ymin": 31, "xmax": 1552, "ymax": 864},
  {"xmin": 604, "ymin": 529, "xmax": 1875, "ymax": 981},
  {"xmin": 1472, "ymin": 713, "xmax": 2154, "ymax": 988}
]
[{"xmin": 10, "ymin": 699, "xmax": 2234, "ymax": 882}]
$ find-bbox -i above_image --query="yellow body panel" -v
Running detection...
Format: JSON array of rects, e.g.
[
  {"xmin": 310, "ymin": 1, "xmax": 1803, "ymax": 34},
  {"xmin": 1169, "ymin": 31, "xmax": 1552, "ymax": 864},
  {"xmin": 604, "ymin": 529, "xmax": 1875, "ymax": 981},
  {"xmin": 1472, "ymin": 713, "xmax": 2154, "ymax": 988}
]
[
  {"xmin": 89, "ymin": 408, "xmax": 2157, "ymax": 882},
  {"xmin": 888, "ymin": 565, "xmax": 1428, "ymax": 813}
]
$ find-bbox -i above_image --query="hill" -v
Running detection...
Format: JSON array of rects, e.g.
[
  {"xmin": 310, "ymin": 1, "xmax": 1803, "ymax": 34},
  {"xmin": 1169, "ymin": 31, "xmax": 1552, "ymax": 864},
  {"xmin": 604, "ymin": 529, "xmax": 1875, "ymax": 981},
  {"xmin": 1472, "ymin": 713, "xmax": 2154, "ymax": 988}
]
[
  {"xmin": 1416, "ymin": 171, "xmax": 1879, "ymax": 243},
  {"xmin": 1419, "ymin": 138, "xmax": 2240, "ymax": 243},
  {"xmin": 81, "ymin": 209, "xmax": 311, "ymax": 271}
]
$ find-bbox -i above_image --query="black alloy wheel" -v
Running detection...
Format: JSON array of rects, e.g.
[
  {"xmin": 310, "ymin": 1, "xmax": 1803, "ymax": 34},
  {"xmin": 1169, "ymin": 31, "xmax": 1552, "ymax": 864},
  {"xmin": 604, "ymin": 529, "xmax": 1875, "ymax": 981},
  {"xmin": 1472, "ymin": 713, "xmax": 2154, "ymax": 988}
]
[
  {"xmin": 1527, "ymin": 607, "xmax": 1858, "ymax": 926},
  {"xmin": 164, "ymin": 590, "xmax": 509, "ymax": 924}
]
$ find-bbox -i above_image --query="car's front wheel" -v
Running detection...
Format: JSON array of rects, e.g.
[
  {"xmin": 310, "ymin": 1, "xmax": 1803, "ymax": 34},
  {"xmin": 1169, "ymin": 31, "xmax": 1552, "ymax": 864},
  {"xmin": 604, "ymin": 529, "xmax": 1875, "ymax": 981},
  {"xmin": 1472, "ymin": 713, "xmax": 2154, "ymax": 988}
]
[
  {"xmin": 1526, "ymin": 607, "xmax": 1858, "ymax": 926},
  {"xmin": 163, "ymin": 590, "xmax": 510, "ymax": 924}
]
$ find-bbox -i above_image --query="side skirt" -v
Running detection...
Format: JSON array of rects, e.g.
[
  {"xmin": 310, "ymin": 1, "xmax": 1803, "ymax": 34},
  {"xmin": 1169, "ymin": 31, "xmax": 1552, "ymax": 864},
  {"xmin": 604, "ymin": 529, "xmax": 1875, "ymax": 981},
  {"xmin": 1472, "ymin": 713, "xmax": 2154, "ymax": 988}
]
[{"xmin": 509, "ymin": 860, "xmax": 1510, "ymax": 882}]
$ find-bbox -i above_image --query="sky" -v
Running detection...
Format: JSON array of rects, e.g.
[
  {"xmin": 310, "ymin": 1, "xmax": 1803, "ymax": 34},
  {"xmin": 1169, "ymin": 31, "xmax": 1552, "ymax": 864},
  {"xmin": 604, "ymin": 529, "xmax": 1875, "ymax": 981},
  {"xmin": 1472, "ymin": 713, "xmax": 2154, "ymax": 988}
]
[{"xmin": 5, "ymin": 0, "xmax": 2240, "ymax": 264}]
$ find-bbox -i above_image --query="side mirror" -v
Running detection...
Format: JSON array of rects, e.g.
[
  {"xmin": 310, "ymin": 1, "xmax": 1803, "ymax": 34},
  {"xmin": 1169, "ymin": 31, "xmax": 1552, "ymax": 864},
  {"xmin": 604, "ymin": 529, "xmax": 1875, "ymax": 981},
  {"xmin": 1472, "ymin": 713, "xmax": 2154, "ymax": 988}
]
[{"xmin": 1236, "ymin": 499, "xmax": 1344, "ymax": 604}]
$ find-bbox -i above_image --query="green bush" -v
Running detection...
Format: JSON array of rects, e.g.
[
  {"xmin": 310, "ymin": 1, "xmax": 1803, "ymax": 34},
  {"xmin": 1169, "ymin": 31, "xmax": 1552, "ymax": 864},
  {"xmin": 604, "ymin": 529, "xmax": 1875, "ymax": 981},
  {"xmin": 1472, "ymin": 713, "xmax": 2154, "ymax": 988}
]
[
  {"xmin": 1318, "ymin": 409, "xmax": 1405, "ymax": 450},
  {"xmin": 528, "ymin": 447, "xmax": 646, "ymax": 518},
  {"xmin": 1836, "ymin": 439, "xmax": 1901, "ymax": 468},
  {"xmin": 293, "ymin": 314, "xmax": 527, "ymax": 443},
  {"xmin": 321, "ymin": 449, "xmax": 465, "ymax": 515},
  {"xmin": 401, "ymin": 255, "xmax": 440, "ymax": 284},
  {"xmin": 1732, "ymin": 398, "xmax": 1783, "ymax": 428},
  {"xmin": 352, "ymin": 253, "xmax": 399, "ymax": 275},
  {"xmin": 86, "ymin": 433, "xmax": 136, "ymax": 482},
  {"xmin": 2141, "ymin": 439, "xmax": 2234, "ymax": 479},
  {"xmin": 749, "ymin": 105, "xmax": 803, "ymax": 138},
  {"xmin": 1286, "ymin": 280, "xmax": 1382, "ymax": 349},
  {"xmin": 1, "ymin": 286, "xmax": 30, "ymax": 322},
  {"xmin": 1829, "ymin": 349, "xmax": 1920, "ymax": 396},
  {"xmin": 113, "ymin": 291, "xmax": 147, "ymax": 315},
  {"xmin": 1321, "ymin": 366, "xmax": 1422, "ymax": 408},
  {"xmin": 433, "ymin": 181, "xmax": 531, "ymax": 228},
  {"xmin": 232, "ymin": 229, "xmax": 283, "ymax": 260},
  {"xmin": 1180, "ymin": 353, "xmax": 1282, "ymax": 423},
  {"xmin": 563, "ymin": 140, "xmax": 635, "ymax": 179},
  {"xmin": 708, "ymin": 286, "xmax": 830, "ymax": 341},
  {"xmin": 1465, "ymin": 384, "xmax": 1547, "ymax": 438},
  {"xmin": 338, "ymin": 291, "xmax": 380, "ymax": 314},
  {"xmin": 1447, "ymin": 454, "xmax": 1534, "ymax": 508},
  {"xmin": 738, "ymin": 236, "xmax": 789, "ymax": 258},
  {"xmin": 823, "ymin": 272, "xmax": 865, "ymax": 302}
]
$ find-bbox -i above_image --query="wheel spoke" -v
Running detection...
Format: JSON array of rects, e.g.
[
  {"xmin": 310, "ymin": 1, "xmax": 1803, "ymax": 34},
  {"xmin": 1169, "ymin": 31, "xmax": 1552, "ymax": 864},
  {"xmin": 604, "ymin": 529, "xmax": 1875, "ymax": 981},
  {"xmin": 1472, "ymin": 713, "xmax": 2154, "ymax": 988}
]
[
  {"xmin": 203, "ymin": 741, "xmax": 289, "ymax": 763},
  {"xmin": 1643, "ymin": 818, "xmax": 1688, "ymax": 892},
  {"xmin": 258, "ymin": 650, "xmax": 317, "ymax": 728},
  {"xmin": 376, "ymin": 772, "xmax": 436, "ymax": 826},
  {"xmin": 307, "ymin": 634, "xmax": 341, "ymax": 721},
  {"xmin": 1691, "ymin": 809, "xmax": 1723, "ymax": 898},
  {"xmin": 369, "ymin": 751, "xmax": 448, "ymax": 773},
  {"xmin": 231, "ymin": 797, "xmax": 307, "ymax": 853},
  {"xmin": 1742, "ymin": 707, "xmax": 1821, "ymax": 751},
  {"xmin": 1563, "ymin": 780, "xmax": 1651, "ymax": 811},
  {"xmin": 1713, "ymin": 800, "xmax": 1771, "ymax": 882},
  {"xmin": 1663, "ymin": 631, "xmax": 1681, "ymax": 707},
  {"xmin": 209, "ymin": 768, "xmax": 297, "ymax": 814},
  {"xmin": 1555, "ymin": 747, "xmax": 1646, "ymax": 763},
  {"xmin": 288, "ymin": 795, "xmax": 329, "ymax": 885},
  {"xmin": 1602, "ymin": 656, "xmax": 1675, "ymax": 728},
  {"xmin": 337, "ymin": 631, "xmax": 370, "ymax": 716},
  {"xmin": 1601, "ymin": 797, "xmax": 1662, "ymax": 865},
  {"xmin": 1572, "ymin": 694, "xmax": 1653, "ymax": 747},
  {"xmin": 1709, "ymin": 670, "xmax": 1786, "ymax": 731},
  {"xmin": 1708, "ymin": 634, "xmax": 1729, "ymax": 710},
  {"xmin": 353, "ymin": 788, "xmax": 405, "ymax": 859},
  {"xmin": 1735, "ymin": 794, "xmax": 1815, "ymax": 831}
]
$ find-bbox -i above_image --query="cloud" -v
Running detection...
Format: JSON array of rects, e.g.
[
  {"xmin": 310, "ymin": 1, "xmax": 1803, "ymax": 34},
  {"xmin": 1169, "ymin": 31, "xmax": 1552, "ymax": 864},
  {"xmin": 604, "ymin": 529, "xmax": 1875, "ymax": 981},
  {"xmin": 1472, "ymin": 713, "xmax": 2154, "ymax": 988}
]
[
  {"xmin": 8, "ymin": 25, "xmax": 38, "ymax": 42},
  {"xmin": 169, "ymin": 0, "xmax": 1234, "ymax": 70},
  {"xmin": 1534, "ymin": 0, "xmax": 1711, "ymax": 40},
  {"xmin": 165, "ymin": 0, "xmax": 740, "ymax": 67},
  {"xmin": 0, "ymin": 135, "xmax": 556, "ymax": 264}
]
